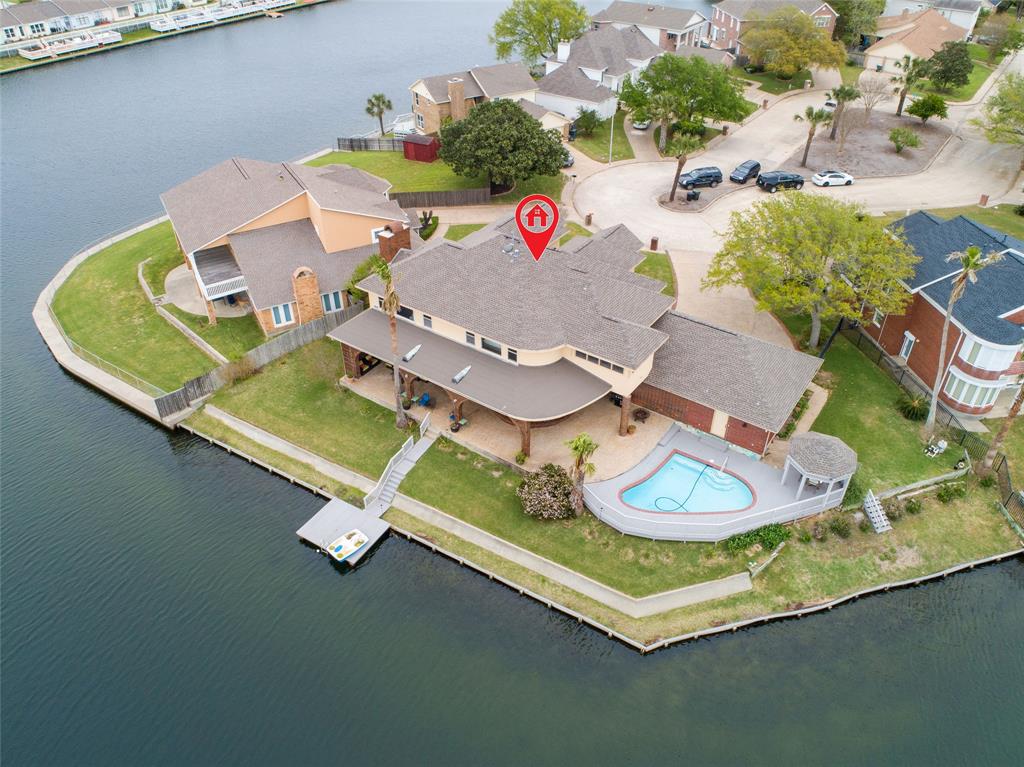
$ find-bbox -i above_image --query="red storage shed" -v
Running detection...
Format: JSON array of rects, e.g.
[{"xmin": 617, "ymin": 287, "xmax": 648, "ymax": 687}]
[{"xmin": 402, "ymin": 134, "xmax": 439, "ymax": 163}]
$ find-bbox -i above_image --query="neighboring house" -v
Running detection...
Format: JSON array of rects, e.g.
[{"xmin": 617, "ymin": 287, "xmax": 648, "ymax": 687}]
[
  {"xmin": 591, "ymin": 0, "xmax": 708, "ymax": 50},
  {"xmin": 330, "ymin": 216, "xmax": 820, "ymax": 458},
  {"xmin": 882, "ymin": 0, "xmax": 983, "ymax": 35},
  {"xmin": 710, "ymin": 0, "xmax": 838, "ymax": 54},
  {"xmin": 542, "ymin": 23, "xmax": 663, "ymax": 92},
  {"xmin": 1, "ymin": 0, "xmax": 190, "ymax": 42},
  {"xmin": 671, "ymin": 44, "xmax": 736, "ymax": 67},
  {"xmin": 408, "ymin": 61, "xmax": 537, "ymax": 135},
  {"xmin": 864, "ymin": 212, "xmax": 1024, "ymax": 418},
  {"xmin": 863, "ymin": 8, "xmax": 968, "ymax": 74},
  {"xmin": 516, "ymin": 98, "xmax": 573, "ymax": 138},
  {"xmin": 535, "ymin": 62, "xmax": 619, "ymax": 119},
  {"xmin": 160, "ymin": 158, "xmax": 415, "ymax": 336}
]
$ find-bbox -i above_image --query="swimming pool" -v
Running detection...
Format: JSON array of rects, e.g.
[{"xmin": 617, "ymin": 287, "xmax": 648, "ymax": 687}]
[{"xmin": 620, "ymin": 452, "xmax": 754, "ymax": 513}]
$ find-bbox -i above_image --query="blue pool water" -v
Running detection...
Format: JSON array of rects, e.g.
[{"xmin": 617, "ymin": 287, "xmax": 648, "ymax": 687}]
[{"xmin": 621, "ymin": 453, "xmax": 754, "ymax": 513}]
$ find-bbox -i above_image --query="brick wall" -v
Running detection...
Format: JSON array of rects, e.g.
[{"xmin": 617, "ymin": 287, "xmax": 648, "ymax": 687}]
[
  {"xmin": 341, "ymin": 342, "xmax": 363, "ymax": 379},
  {"xmin": 632, "ymin": 383, "xmax": 715, "ymax": 432},
  {"xmin": 724, "ymin": 417, "xmax": 773, "ymax": 455},
  {"xmin": 292, "ymin": 268, "xmax": 324, "ymax": 325},
  {"xmin": 902, "ymin": 295, "xmax": 963, "ymax": 398},
  {"xmin": 254, "ymin": 307, "xmax": 276, "ymax": 336}
]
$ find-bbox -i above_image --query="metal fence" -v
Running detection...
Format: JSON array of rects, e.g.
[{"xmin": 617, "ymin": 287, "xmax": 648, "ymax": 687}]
[
  {"xmin": 336, "ymin": 137, "xmax": 405, "ymax": 152},
  {"xmin": 388, "ymin": 188, "xmax": 491, "ymax": 208},
  {"xmin": 154, "ymin": 303, "xmax": 363, "ymax": 419},
  {"xmin": 364, "ymin": 435, "xmax": 414, "ymax": 510}
]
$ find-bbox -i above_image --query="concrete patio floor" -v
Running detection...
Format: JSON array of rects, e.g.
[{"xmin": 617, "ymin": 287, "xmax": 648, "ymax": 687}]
[
  {"xmin": 164, "ymin": 264, "xmax": 250, "ymax": 318},
  {"xmin": 343, "ymin": 364, "xmax": 672, "ymax": 480}
]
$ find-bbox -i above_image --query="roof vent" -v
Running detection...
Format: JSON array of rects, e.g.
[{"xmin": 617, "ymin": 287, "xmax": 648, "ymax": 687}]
[
  {"xmin": 452, "ymin": 365, "xmax": 471, "ymax": 384},
  {"xmin": 402, "ymin": 344, "xmax": 421, "ymax": 363}
]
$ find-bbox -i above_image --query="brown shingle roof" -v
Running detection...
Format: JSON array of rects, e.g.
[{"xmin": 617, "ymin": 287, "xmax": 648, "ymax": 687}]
[
  {"xmin": 416, "ymin": 62, "xmax": 536, "ymax": 104},
  {"xmin": 716, "ymin": 0, "xmax": 833, "ymax": 20},
  {"xmin": 592, "ymin": 1, "xmax": 707, "ymax": 31},
  {"xmin": 867, "ymin": 8, "xmax": 967, "ymax": 58},
  {"xmin": 537, "ymin": 63, "xmax": 616, "ymax": 103},
  {"xmin": 556, "ymin": 24, "xmax": 663, "ymax": 76}
]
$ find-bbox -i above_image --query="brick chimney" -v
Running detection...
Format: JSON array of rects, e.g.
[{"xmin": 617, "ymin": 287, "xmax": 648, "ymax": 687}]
[
  {"xmin": 291, "ymin": 267, "xmax": 324, "ymax": 324},
  {"xmin": 447, "ymin": 77, "xmax": 467, "ymax": 121},
  {"xmin": 378, "ymin": 221, "xmax": 412, "ymax": 263}
]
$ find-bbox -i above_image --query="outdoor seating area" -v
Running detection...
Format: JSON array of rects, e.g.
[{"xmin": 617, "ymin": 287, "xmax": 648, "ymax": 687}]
[{"xmin": 163, "ymin": 264, "xmax": 251, "ymax": 318}]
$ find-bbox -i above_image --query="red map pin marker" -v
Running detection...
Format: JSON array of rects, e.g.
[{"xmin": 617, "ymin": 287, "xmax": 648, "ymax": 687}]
[{"xmin": 514, "ymin": 194, "xmax": 559, "ymax": 261}]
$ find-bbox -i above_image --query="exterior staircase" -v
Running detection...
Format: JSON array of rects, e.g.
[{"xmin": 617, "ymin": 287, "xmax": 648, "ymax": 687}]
[
  {"xmin": 863, "ymin": 489, "xmax": 893, "ymax": 533},
  {"xmin": 364, "ymin": 432, "xmax": 436, "ymax": 517}
]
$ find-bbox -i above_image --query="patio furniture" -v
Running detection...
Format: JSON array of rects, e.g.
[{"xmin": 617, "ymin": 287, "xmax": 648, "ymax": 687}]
[
  {"xmin": 925, "ymin": 439, "xmax": 948, "ymax": 458},
  {"xmin": 417, "ymin": 392, "xmax": 432, "ymax": 407}
]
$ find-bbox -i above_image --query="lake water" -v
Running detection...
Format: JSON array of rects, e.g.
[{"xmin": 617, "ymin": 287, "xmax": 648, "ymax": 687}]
[{"xmin": 2, "ymin": 1, "xmax": 1022, "ymax": 763}]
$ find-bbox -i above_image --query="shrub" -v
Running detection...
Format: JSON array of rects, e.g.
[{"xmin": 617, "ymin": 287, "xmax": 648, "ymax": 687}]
[
  {"xmin": 812, "ymin": 521, "xmax": 828, "ymax": 541},
  {"xmin": 889, "ymin": 127, "xmax": 921, "ymax": 154},
  {"xmin": 514, "ymin": 450, "xmax": 527, "ymax": 465},
  {"xmin": 1015, "ymin": 203, "xmax": 1024, "ymax": 217},
  {"xmin": 724, "ymin": 523, "xmax": 792, "ymax": 554},
  {"xmin": 346, "ymin": 253, "xmax": 377, "ymax": 304},
  {"xmin": 797, "ymin": 527, "xmax": 812, "ymax": 544},
  {"xmin": 898, "ymin": 391, "xmax": 929, "ymax": 421},
  {"xmin": 419, "ymin": 215, "xmax": 439, "ymax": 240},
  {"xmin": 828, "ymin": 516, "xmax": 852, "ymax": 539},
  {"xmin": 779, "ymin": 390, "xmax": 812, "ymax": 439},
  {"xmin": 220, "ymin": 356, "xmax": 258, "ymax": 385},
  {"xmin": 936, "ymin": 482, "xmax": 967, "ymax": 504},
  {"xmin": 906, "ymin": 93, "xmax": 948, "ymax": 123},
  {"xmin": 904, "ymin": 497, "xmax": 922, "ymax": 515},
  {"xmin": 516, "ymin": 463, "xmax": 574, "ymax": 519},
  {"xmin": 674, "ymin": 119, "xmax": 707, "ymax": 137},
  {"xmin": 883, "ymin": 497, "xmax": 904, "ymax": 521},
  {"xmin": 845, "ymin": 474, "xmax": 865, "ymax": 505},
  {"xmin": 574, "ymin": 108, "xmax": 601, "ymax": 137},
  {"xmin": 858, "ymin": 518, "xmax": 872, "ymax": 533},
  {"xmin": 978, "ymin": 473, "xmax": 996, "ymax": 488}
]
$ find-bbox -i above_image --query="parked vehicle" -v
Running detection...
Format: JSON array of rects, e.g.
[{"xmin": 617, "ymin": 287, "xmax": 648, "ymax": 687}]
[
  {"xmin": 812, "ymin": 169, "xmax": 853, "ymax": 187},
  {"xmin": 823, "ymin": 99, "xmax": 838, "ymax": 112},
  {"xmin": 631, "ymin": 118, "xmax": 651, "ymax": 130},
  {"xmin": 756, "ymin": 171, "xmax": 804, "ymax": 193},
  {"xmin": 562, "ymin": 148, "xmax": 575, "ymax": 168},
  {"xmin": 729, "ymin": 160, "xmax": 761, "ymax": 184},
  {"xmin": 677, "ymin": 166, "xmax": 723, "ymax": 189}
]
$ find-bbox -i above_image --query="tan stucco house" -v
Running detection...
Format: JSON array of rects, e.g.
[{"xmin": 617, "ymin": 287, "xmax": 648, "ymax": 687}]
[
  {"xmin": 863, "ymin": 8, "xmax": 968, "ymax": 74},
  {"xmin": 160, "ymin": 157, "xmax": 416, "ymax": 336}
]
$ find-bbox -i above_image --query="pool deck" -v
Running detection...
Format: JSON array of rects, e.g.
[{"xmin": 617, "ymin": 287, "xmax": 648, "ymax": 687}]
[{"xmin": 584, "ymin": 424, "xmax": 847, "ymax": 541}]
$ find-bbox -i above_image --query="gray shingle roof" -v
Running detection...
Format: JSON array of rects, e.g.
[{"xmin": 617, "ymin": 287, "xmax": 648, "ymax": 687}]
[
  {"xmin": 538, "ymin": 63, "xmax": 617, "ymax": 103},
  {"xmin": 517, "ymin": 97, "xmax": 554, "ymax": 120},
  {"xmin": 417, "ymin": 62, "xmax": 536, "ymax": 103},
  {"xmin": 592, "ymin": 1, "xmax": 707, "ymax": 31},
  {"xmin": 160, "ymin": 158, "xmax": 405, "ymax": 255},
  {"xmin": 716, "ymin": 0, "xmax": 832, "ymax": 19},
  {"xmin": 1, "ymin": 0, "xmax": 134, "ymax": 26},
  {"xmin": 788, "ymin": 432, "xmax": 857, "ymax": 478},
  {"xmin": 891, "ymin": 212, "xmax": 1024, "ymax": 346},
  {"xmin": 671, "ymin": 46, "xmax": 735, "ymax": 65},
  {"xmin": 646, "ymin": 312, "xmax": 822, "ymax": 433},
  {"xmin": 556, "ymin": 24, "xmax": 663, "ymax": 76},
  {"xmin": 357, "ymin": 218, "xmax": 673, "ymax": 369}
]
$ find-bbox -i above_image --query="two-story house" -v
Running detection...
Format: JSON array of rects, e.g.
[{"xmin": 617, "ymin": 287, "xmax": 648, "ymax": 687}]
[
  {"xmin": 710, "ymin": 0, "xmax": 838, "ymax": 54},
  {"xmin": 882, "ymin": 0, "xmax": 983, "ymax": 36},
  {"xmin": 864, "ymin": 212, "xmax": 1024, "ymax": 417},
  {"xmin": 407, "ymin": 62, "xmax": 539, "ymax": 135},
  {"xmin": 330, "ymin": 216, "xmax": 820, "ymax": 458},
  {"xmin": 160, "ymin": 157, "xmax": 415, "ymax": 337},
  {"xmin": 2, "ymin": 0, "xmax": 189, "ymax": 42},
  {"xmin": 863, "ymin": 8, "xmax": 968, "ymax": 74},
  {"xmin": 591, "ymin": 1, "xmax": 708, "ymax": 50}
]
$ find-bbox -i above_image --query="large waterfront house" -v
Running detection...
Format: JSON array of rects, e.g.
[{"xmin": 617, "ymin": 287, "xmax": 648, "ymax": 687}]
[
  {"xmin": 160, "ymin": 157, "xmax": 415, "ymax": 337},
  {"xmin": 709, "ymin": 0, "xmax": 838, "ymax": 55},
  {"xmin": 862, "ymin": 8, "xmax": 968, "ymax": 75},
  {"xmin": 882, "ymin": 0, "xmax": 984, "ymax": 37},
  {"xmin": 591, "ymin": 1, "xmax": 708, "ymax": 50},
  {"xmin": 330, "ymin": 216, "xmax": 821, "ymax": 458},
  {"xmin": 864, "ymin": 212, "xmax": 1024, "ymax": 418},
  {"xmin": 1, "ymin": 0, "xmax": 204, "ymax": 42}
]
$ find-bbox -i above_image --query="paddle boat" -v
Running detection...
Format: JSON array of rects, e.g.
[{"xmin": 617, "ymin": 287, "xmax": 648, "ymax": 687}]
[{"xmin": 326, "ymin": 529, "xmax": 369, "ymax": 563}]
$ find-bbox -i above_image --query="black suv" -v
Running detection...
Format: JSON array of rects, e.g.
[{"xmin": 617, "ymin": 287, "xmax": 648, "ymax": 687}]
[
  {"xmin": 756, "ymin": 171, "xmax": 804, "ymax": 193},
  {"xmin": 677, "ymin": 166, "xmax": 722, "ymax": 189},
  {"xmin": 729, "ymin": 160, "xmax": 761, "ymax": 184}
]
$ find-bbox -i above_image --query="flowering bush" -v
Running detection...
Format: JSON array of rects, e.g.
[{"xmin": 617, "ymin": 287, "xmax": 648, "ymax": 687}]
[{"xmin": 516, "ymin": 463, "xmax": 575, "ymax": 519}]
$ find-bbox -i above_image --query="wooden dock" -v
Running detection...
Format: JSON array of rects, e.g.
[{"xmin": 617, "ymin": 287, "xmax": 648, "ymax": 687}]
[{"xmin": 296, "ymin": 499, "xmax": 390, "ymax": 566}]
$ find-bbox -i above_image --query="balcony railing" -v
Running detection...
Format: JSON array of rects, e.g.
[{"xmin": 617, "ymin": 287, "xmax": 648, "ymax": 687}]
[{"xmin": 203, "ymin": 275, "xmax": 247, "ymax": 300}]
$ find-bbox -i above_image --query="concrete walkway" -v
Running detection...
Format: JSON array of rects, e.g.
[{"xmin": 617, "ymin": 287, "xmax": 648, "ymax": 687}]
[{"xmin": 624, "ymin": 119, "xmax": 661, "ymax": 162}]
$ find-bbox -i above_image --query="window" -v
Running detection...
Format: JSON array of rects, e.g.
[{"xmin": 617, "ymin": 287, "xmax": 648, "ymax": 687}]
[
  {"xmin": 575, "ymin": 350, "xmax": 586, "ymax": 360},
  {"xmin": 271, "ymin": 303, "xmax": 294, "ymax": 327},
  {"xmin": 899, "ymin": 332, "xmax": 915, "ymax": 360},
  {"xmin": 465, "ymin": 331, "xmax": 475, "ymax": 345},
  {"xmin": 397, "ymin": 305, "xmax": 413, "ymax": 320},
  {"xmin": 371, "ymin": 226, "xmax": 388, "ymax": 243},
  {"xmin": 133, "ymin": 1, "xmax": 146, "ymax": 12},
  {"xmin": 30, "ymin": 22, "xmax": 45, "ymax": 34},
  {"xmin": 871, "ymin": 308, "xmax": 884, "ymax": 327},
  {"xmin": 377, "ymin": 296, "xmax": 384, "ymax": 309},
  {"xmin": 814, "ymin": 16, "xmax": 829, "ymax": 27},
  {"xmin": 414, "ymin": 92, "xmax": 420, "ymax": 106},
  {"xmin": 4, "ymin": 28, "xmax": 17, "ymax": 40},
  {"xmin": 422, "ymin": 314, "xmax": 432, "ymax": 329},
  {"xmin": 481, "ymin": 337, "xmax": 501, "ymax": 355},
  {"xmin": 599, "ymin": 359, "xmax": 612, "ymax": 369},
  {"xmin": 507, "ymin": 348, "xmax": 518, "ymax": 363},
  {"xmin": 76, "ymin": 15, "xmax": 91, "ymax": 25},
  {"xmin": 415, "ymin": 113, "xmax": 424, "ymax": 129},
  {"xmin": 321, "ymin": 291, "xmax": 343, "ymax": 313},
  {"xmin": 612, "ymin": 364, "xmax": 623, "ymax": 374}
]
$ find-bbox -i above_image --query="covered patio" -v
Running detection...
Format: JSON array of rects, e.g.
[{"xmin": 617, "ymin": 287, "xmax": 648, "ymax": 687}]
[{"xmin": 163, "ymin": 263, "xmax": 251, "ymax": 319}]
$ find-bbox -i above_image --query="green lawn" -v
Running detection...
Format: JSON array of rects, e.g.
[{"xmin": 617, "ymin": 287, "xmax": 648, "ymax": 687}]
[
  {"xmin": 573, "ymin": 109, "xmax": 635, "ymax": 163},
  {"xmin": 652, "ymin": 125, "xmax": 724, "ymax": 156},
  {"xmin": 51, "ymin": 221, "xmax": 217, "ymax": 392},
  {"xmin": 881, "ymin": 204, "xmax": 1024, "ymax": 241},
  {"xmin": 840, "ymin": 62, "xmax": 863, "ymax": 86},
  {"xmin": 968, "ymin": 42, "xmax": 1005, "ymax": 65},
  {"xmin": 142, "ymin": 243, "xmax": 185, "ymax": 296},
  {"xmin": 444, "ymin": 223, "xmax": 485, "ymax": 241},
  {"xmin": 913, "ymin": 61, "xmax": 995, "ymax": 102},
  {"xmin": 741, "ymin": 68, "xmax": 812, "ymax": 94},
  {"xmin": 399, "ymin": 438, "xmax": 749, "ymax": 597},
  {"xmin": 558, "ymin": 220, "xmax": 593, "ymax": 246},
  {"xmin": 490, "ymin": 173, "xmax": 566, "ymax": 204},
  {"xmin": 163, "ymin": 305, "xmax": 265, "ymax": 361},
  {"xmin": 984, "ymin": 416, "xmax": 1024, "ymax": 488},
  {"xmin": 208, "ymin": 339, "xmax": 409, "ymax": 478},
  {"xmin": 779, "ymin": 313, "xmax": 962, "ymax": 491},
  {"xmin": 636, "ymin": 250, "xmax": 676, "ymax": 297}
]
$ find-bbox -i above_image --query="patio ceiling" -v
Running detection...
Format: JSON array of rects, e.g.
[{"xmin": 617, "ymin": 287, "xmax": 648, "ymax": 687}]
[{"xmin": 330, "ymin": 309, "xmax": 612, "ymax": 422}]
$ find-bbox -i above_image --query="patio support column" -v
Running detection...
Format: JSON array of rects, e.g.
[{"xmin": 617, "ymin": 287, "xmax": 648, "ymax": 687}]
[
  {"xmin": 618, "ymin": 395, "xmax": 631, "ymax": 437},
  {"xmin": 444, "ymin": 389, "xmax": 465, "ymax": 422},
  {"xmin": 781, "ymin": 458, "xmax": 791, "ymax": 486},
  {"xmin": 401, "ymin": 371, "xmax": 416, "ymax": 400},
  {"xmin": 514, "ymin": 419, "xmax": 531, "ymax": 457},
  {"xmin": 796, "ymin": 474, "xmax": 807, "ymax": 501},
  {"xmin": 205, "ymin": 299, "xmax": 217, "ymax": 326}
]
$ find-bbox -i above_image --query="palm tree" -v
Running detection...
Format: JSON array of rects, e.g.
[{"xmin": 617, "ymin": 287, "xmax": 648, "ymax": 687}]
[
  {"xmin": 794, "ymin": 107, "xmax": 833, "ymax": 167},
  {"xmin": 365, "ymin": 93, "xmax": 393, "ymax": 137},
  {"xmin": 891, "ymin": 55, "xmax": 931, "ymax": 117},
  {"xmin": 826, "ymin": 84, "xmax": 860, "ymax": 141},
  {"xmin": 982, "ymin": 387, "xmax": 1023, "ymax": 472},
  {"xmin": 667, "ymin": 134, "xmax": 704, "ymax": 202},
  {"xmin": 648, "ymin": 90, "xmax": 680, "ymax": 153},
  {"xmin": 925, "ymin": 246, "xmax": 1004, "ymax": 435},
  {"xmin": 566, "ymin": 433, "xmax": 599, "ymax": 516},
  {"xmin": 371, "ymin": 256, "xmax": 410, "ymax": 430}
]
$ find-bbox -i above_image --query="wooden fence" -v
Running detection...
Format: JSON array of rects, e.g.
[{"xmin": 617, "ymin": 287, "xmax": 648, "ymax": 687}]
[
  {"xmin": 388, "ymin": 188, "xmax": 491, "ymax": 208},
  {"xmin": 336, "ymin": 137, "xmax": 405, "ymax": 152},
  {"xmin": 155, "ymin": 303, "xmax": 363, "ymax": 418}
]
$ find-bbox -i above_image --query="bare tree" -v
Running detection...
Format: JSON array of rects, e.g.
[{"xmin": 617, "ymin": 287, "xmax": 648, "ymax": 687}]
[
  {"xmin": 858, "ymin": 75, "xmax": 892, "ymax": 121},
  {"xmin": 837, "ymin": 109, "xmax": 867, "ymax": 154}
]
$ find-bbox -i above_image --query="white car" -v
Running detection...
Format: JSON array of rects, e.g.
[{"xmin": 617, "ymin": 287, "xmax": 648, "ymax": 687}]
[
  {"xmin": 812, "ymin": 169, "xmax": 854, "ymax": 187},
  {"xmin": 823, "ymin": 99, "xmax": 837, "ymax": 112},
  {"xmin": 632, "ymin": 118, "xmax": 651, "ymax": 130}
]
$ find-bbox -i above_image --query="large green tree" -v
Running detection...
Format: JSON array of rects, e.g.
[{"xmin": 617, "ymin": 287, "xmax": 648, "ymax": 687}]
[
  {"xmin": 972, "ymin": 71, "xmax": 1024, "ymax": 167},
  {"xmin": 439, "ymin": 99, "xmax": 565, "ymax": 191},
  {"xmin": 702, "ymin": 194, "xmax": 918, "ymax": 352},
  {"xmin": 619, "ymin": 54, "xmax": 749, "ymax": 152},
  {"xmin": 490, "ymin": 0, "xmax": 589, "ymax": 64},
  {"xmin": 741, "ymin": 6, "xmax": 845, "ymax": 78},
  {"xmin": 929, "ymin": 40, "xmax": 973, "ymax": 91},
  {"xmin": 831, "ymin": 0, "xmax": 885, "ymax": 46},
  {"xmin": 365, "ymin": 93, "xmax": 392, "ymax": 137},
  {"xmin": 907, "ymin": 93, "xmax": 948, "ymax": 123}
]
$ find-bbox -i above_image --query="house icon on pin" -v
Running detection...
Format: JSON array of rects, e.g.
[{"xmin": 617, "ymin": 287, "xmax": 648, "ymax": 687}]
[{"xmin": 525, "ymin": 204, "xmax": 548, "ymax": 228}]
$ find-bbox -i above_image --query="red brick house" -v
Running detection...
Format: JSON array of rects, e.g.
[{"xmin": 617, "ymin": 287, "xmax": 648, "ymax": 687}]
[
  {"xmin": 710, "ymin": 0, "xmax": 838, "ymax": 54},
  {"xmin": 864, "ymin": 212, "xmax": 1024, "ymax": 417}
]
